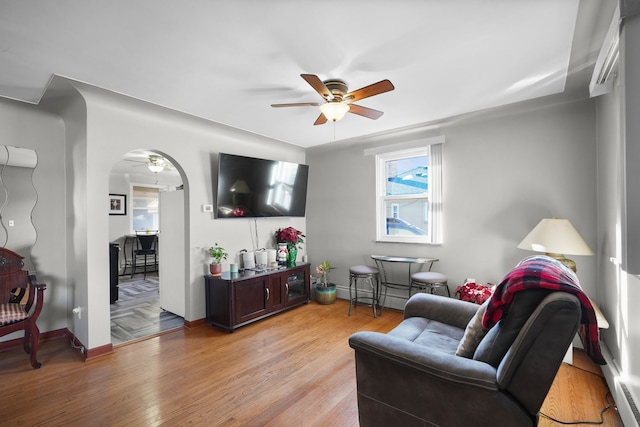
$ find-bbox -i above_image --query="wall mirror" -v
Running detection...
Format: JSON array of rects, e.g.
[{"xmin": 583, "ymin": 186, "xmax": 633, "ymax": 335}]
[{"xmin": 0, "ymin": 146, "xmax": 38, "ymax": 273}]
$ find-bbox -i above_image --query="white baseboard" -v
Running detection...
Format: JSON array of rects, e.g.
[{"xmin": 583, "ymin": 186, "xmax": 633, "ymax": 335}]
[
  {"xmin": 334, "ymin": 285, "xmax": 408, "ymax": 311},
  {"xmin": 600, "ymin": 342, "xmax": 640, "ymax": 427}
]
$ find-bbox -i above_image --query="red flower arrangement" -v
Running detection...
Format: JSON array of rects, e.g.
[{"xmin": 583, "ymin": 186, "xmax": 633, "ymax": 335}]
[
  {"xmin": 454, "ymin": 281, "xmax": 495, "ymax": 305},
  {"xmin": 275, "ymin": 227, "xmax": 305, "ymax": 246}
]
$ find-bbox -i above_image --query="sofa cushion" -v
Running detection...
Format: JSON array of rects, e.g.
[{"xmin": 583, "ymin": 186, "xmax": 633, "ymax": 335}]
[
  {"xmin": 455, "ymin": 299, "xmax": 489, "ymax": 358},
  {"xmin": 473, "ymin": 289, "xmax": 549, "ymax": 367},
  {"xmin": 389, "ymin": 317, "xmax": 464, "ymax": 354}
]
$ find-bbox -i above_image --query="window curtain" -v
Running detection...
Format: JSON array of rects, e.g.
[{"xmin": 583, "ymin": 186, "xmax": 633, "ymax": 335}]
[{"xmin": 429, "ymin": 143, "xmax": 443, "ymax": 244}]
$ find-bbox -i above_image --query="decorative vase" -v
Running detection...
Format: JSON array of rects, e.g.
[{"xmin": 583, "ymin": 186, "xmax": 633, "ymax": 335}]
[
  {"xmin": 316, "ymin": 283, "xmax": 337, "ymax": 304},
  {"xmin": 210, "ymin": 262, "xmax": 222, "ymax": 277},
  {"xmin": 277, "ymin": 242, "xmax": 288, "ymax": 266},
  {"xmin": 286, "ymin": 243, "xmax": 297, "ymax": 267}
]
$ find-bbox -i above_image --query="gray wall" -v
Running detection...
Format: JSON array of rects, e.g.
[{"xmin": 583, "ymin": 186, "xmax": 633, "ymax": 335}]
[
  {"xmin": 0, "ymin": 98, "xmax": 68, "ymax": 337},
  {"xmin": 0, "ymin": 164, "xmax": 37, "ymax": 272},
  {"xmin": 306, "ymin": 97, "xmax": 598, "ymax": 310},
  {"xmin": 596, "ymin": 13, "xmax": 640, "ymax": 424}
]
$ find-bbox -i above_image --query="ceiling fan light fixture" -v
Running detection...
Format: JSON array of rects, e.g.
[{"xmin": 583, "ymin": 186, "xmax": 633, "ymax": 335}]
[
  {"xmin": 319, "ymin": 102, "xmax": 350, "ymax": 122},
  {"xmin": 148, "ymin": 155, "xmax": 165, "ymax": 173}
]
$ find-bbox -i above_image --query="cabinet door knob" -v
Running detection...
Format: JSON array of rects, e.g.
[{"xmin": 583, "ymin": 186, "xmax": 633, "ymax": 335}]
[
  {"xmin": 266, "ymin": 287, "xmax": 270, "ymax": 301},
  {"xmin": 285, "ymin": 283, "xmax": 289, "ymax": 293}
]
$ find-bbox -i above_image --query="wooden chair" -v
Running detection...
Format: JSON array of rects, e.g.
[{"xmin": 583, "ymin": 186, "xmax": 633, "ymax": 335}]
[{"xmin": 0, "ymin": 248, "xmax": 46, "ymax": 369}]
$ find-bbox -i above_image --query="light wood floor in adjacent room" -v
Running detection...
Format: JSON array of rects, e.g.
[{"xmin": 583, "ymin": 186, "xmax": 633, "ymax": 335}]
[{"xmin": 0, "ymin": 299, "xmax": 623, "ymax": 426}]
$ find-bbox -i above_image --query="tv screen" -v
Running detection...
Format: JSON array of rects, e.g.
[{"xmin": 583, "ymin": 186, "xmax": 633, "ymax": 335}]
[{"xmin": 216, "ymin": 153, "xmax": 309, "ymax": 218}]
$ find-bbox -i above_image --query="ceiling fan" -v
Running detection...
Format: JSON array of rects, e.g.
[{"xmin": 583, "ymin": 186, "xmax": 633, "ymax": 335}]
[
  {"xmin": 147, "ymin": 154, "xmax": 169, "ymax": 173},
  {"xmin": 123, "ymin": 152, "xmax": 174, "ymax": 173},
  {"xmin": 271, "ymin": 74, "xmax": 395, "ymax": 125}
]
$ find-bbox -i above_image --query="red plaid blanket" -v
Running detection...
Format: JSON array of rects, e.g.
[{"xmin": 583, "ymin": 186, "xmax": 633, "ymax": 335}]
[{"xmin": 482, "ymin": 255, "xmax": 605, "ymax": 365}]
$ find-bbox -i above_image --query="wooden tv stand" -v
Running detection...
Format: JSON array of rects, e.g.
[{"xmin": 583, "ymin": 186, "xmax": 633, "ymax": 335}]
[{"xmin": 204, "ymin": 263, "xmax": 310, "ymax": 332}]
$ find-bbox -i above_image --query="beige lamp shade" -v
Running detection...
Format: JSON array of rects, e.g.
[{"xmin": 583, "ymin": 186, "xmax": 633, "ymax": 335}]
[{"xmin": 517, "ymin": 218, "xmax": 593, "ymax": 272}]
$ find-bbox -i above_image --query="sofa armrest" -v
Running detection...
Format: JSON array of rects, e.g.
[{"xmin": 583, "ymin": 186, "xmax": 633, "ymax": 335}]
[
  {"xmin": 404, "ymin": 293, "xmax": 480, "ymax": 329},
  {"xmin": 349, "ymin": 330, "xmax": 497, "ymax": 391}
]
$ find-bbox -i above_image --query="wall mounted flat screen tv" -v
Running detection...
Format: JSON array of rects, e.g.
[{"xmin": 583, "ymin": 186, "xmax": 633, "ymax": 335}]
[{"xmin": 216, "ymin": 153, "xmax": 309, "ymax": 218}]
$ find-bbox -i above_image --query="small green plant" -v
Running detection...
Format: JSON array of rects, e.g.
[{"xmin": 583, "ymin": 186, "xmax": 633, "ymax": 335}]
[
  {"xmin": 315, "ymin": 260, "xmax": 332, "ymax": 287},
  {"xmin": 209, "ymin": 243, "xmax": 228, "ymax": 264}
]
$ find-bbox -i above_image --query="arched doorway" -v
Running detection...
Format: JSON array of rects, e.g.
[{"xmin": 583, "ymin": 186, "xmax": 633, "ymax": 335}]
[{"xmin": 108, "ymin": 150, "xmax": 186, "ymax": 345}]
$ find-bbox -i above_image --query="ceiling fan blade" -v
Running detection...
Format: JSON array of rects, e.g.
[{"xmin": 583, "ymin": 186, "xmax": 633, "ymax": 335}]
[
  {"xmin": 348, "ymin": 104, "xmax": 384, "ymax": 120},
  {"xmin": 271, "ymin": 102, "xmax": 321, "ymax": 107},
  {"xmin": 313, "ymin": 113, "xmax": 328, "ymax": 126},
  {"xmin": 123, "ymin": 158, "xmax": 146, "ymax": 164},
  {"xmin": 301, "ymin": 74, "xmax": 334, "ymax": 101},
  {"xmin": 344, "ymin": 79, "xmax": 394, "ymax": 102}
]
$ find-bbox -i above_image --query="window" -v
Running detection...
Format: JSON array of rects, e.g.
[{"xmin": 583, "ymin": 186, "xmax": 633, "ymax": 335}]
[
  {"xmin": 131, "ymin": 186, "xmax": 160, "ymax": 232},
  {"xmin": 375, "ymin": 144, "xmax": 443, "ymax": 244}
]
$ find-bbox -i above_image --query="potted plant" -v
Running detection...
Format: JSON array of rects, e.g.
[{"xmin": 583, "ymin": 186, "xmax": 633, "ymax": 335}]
[
  {"xmin": 208, "ymin": 243, "xmax": 228, "ymax": 276},
  {"xmin": 275, "ymin": 227, "xmax": 305, "ymax": 267},
  {"xmin": 315, "ymin": 260, "xmax": 337, "ymax": 304}
]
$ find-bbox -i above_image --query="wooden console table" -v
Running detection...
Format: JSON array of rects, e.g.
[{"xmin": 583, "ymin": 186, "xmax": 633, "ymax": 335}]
[{"xmin": 204, "ymin": 264, "xmax": 310, "ymax": 332}]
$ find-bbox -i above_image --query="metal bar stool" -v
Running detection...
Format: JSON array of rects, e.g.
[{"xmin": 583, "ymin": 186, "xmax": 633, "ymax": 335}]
[
  {"xmin": 409, "ymin": 271, "xmax": 450, "ymax": 297},
  {"xmin": 348, "ymin": 265, "xmax": 380, "ymax": 318}
]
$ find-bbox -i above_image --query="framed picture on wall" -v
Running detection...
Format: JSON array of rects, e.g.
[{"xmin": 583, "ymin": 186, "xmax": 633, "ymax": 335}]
[{"xmin": 109, "ymin": 194, "xmax": 127, "ymax": 215}]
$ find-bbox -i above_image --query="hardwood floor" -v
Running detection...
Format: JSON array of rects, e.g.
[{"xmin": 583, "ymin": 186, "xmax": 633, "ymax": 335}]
[
  {"xmin": 539, "ymin": 348, "xmax": 623, "ymax": 427},
  {"xmin": 0, "ymin": 299, "xmax": 623, "ymax": 426}
]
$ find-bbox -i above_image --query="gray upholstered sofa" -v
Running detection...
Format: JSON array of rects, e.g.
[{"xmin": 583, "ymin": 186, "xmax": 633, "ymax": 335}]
[{"xmin": 349, "ymin": 289, "xmax": 581, "ymax": 426}]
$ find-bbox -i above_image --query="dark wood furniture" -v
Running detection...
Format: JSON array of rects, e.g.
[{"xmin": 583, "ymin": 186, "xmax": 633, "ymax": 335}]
[
  {"xmin": 109, "ymin": 242, "xmax": 119, "ymax": 303},
  {"xmin": 0, "ymin": 247, "xmax": 46, "ymax": 369},
  {"xmin": 205, "ymin": 264, "xmax": 310, "ymax": 332}
]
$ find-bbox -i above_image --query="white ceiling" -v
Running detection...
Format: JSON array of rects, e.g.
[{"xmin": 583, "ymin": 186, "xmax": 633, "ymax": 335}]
[{"xmin": 0, "ymin": 0, "xmax": 615, "ymax": 148}]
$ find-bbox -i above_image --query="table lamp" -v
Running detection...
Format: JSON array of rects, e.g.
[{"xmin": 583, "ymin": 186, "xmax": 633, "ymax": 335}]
[{"xmin": 517, "ymin": 218, "xmax": 594, "ymax": 272}]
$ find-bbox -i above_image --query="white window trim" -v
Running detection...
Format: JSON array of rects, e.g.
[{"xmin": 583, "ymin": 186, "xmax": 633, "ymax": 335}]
[
  {"xmin": 364, "ymin": 135, "xmax": 445, "ymax": 156},
  {"xmin": 129, "ymin": 182, "xmax": 170, "ymax": 233},
  {"xmin": 375, "ymin": 143, "xmax": 443, "ymax": 244}
]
